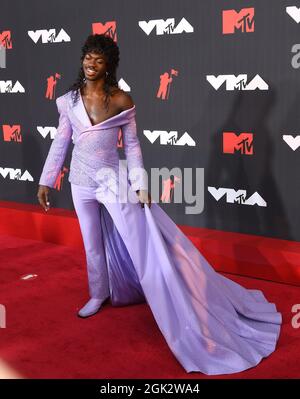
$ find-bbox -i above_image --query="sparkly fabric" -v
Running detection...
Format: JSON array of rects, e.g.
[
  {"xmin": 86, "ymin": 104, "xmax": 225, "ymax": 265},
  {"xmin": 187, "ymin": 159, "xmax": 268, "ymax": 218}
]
[
  {"xmin": 71, "ymin": 181, "xmax": 282, "ymax": 375},
  {"xmin": 39, "ymin": 90, "xmax": 148, "ymax": 191}
]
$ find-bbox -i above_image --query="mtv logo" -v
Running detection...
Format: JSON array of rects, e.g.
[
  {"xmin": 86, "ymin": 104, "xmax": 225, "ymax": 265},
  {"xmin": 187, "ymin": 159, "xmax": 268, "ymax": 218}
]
[
  {"xmin": 3, "ymin": 125, "xmax": 22, "ymax": 142},
  {"xmin": 0, "ymin": 30, "xmax": 12, "ymax": 49},
  {"xmin": 223, "ymin": 132, "xmax": 253, "ymax": 154},
  {"xmin": 223, "ymin": 8, "xmax": 255, "ymax": 34},
  {"xmin": 92, "ymin": 22, "xmax": 117, "ymax": 41}
]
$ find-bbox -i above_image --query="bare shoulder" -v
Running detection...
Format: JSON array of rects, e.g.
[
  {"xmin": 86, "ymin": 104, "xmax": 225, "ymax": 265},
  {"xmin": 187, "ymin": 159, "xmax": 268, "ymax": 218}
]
[{"xmin": 112, "ymin": 89, "xmax": 135, "ymax": 111}]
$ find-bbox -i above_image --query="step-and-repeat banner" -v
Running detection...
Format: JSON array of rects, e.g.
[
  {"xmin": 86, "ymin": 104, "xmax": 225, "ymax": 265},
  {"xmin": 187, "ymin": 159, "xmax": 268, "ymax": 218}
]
[{"xmin": 1, "ymin": 0, "xmax": 300, "ymax": 240}]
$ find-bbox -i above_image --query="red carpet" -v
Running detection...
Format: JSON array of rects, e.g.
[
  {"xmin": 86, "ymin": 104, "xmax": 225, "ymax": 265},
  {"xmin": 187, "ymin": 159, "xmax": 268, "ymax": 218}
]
[
  {"xmin": 0, "ymin": 232, "xmax": 299, "ymax": 379},
  {"xmin": 1, "ymin": 200, "xmax": 300, "ymax": 287}
]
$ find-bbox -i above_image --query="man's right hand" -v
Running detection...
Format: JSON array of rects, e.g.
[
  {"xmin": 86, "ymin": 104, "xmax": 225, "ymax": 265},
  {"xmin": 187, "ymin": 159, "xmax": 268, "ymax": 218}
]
[{"xmin": 37, "ymin": 185, "xmax": 51, "ymax": 211}]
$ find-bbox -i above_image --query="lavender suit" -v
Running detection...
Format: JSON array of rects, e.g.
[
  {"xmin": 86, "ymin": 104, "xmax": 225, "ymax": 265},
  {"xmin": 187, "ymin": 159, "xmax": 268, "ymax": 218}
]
[{"xmin": 39, "ymin": 89, "xmax": 282, "ymax": 375}]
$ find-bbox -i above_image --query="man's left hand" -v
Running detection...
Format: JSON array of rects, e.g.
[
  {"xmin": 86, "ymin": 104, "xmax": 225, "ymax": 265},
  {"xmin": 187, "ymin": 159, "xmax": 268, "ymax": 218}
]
[{"xmin": 136, "ymin": 189, "xmax": 152, "ymax": 208}]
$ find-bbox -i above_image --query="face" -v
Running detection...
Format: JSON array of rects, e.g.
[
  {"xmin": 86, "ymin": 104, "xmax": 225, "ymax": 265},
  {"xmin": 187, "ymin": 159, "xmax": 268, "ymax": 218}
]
[{"xmin": 82, "ymin": 51, "xmax": 107, "ymax": 81}]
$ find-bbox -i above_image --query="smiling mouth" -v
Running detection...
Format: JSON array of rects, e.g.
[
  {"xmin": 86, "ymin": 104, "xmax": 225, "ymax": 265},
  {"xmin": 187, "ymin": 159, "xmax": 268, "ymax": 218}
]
[{"xmin": 86, "ymin": 67, "xmax": 97, "ymax": 75}]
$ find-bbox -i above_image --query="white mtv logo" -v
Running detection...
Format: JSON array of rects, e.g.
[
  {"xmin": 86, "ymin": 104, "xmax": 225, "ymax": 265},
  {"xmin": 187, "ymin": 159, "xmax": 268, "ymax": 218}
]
[
  {"xmin": 28, "ymin": 28, "xmax": 71, "ymax": 43},
  {"xmin": 0, "ymin": 304, "xmax": 5, "ymax": 328},
  {"xmin": 0, "ymin": 80, "xmax": 25, "ymax": 93},
  {"xmin": 283, "ymin": 135, "xmax": 300, "ymax": 151},
  {"xmin": 286, "ymin": 6, "xmax": 300, "ymax": 23},
  {"xmin": 139, "ymin": 17, "xmax": 194, "ymax": 35},
  {"xmin": 206, "ymin": 74, "xmax": 268, "ymax": 90},
  {"xmin": 208, "ymin": 187, "xmax": 267, "ymax": 206},
  {"xmin": 0, "ymin": 167, "xmax": 34, "ymax": 181},
  {"xmin": 143, "ymin": 130, "xmax": 195, "ymax": 146}
]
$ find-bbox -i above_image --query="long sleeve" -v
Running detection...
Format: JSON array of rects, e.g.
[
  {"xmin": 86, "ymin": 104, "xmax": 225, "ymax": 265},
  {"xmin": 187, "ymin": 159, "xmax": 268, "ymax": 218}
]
[
  {"xmin": 39, "ymin": 95, "xmax": 73, "ymax": 188},
  {"xmin": 122, "ymin": 113, "xmax": 148, "ymax": 191}
]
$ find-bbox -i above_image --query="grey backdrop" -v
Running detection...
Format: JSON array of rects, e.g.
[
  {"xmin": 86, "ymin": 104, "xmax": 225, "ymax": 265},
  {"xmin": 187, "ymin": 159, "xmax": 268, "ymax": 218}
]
[{"xmin": 0, "ymin": 0, "xmax": 299, "ymax": 241}]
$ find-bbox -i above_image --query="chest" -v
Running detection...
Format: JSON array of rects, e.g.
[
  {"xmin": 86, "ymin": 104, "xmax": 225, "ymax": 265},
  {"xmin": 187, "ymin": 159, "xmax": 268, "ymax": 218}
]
[{"xmin": 81, "ymin": 95, "xmax": 120, "ymax": 127}]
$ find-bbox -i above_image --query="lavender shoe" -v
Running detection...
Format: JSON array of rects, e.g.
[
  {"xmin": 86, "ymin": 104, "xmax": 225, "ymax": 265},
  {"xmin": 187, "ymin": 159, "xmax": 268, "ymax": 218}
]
[{"xmin": 77, "ymin": 297, "xmax": 110, "ymax": 318}]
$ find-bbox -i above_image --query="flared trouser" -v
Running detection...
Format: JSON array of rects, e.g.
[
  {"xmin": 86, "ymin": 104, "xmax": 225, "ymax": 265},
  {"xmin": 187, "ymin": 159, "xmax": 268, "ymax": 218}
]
[{"xmin": 71, "ymin": 182, "xmax": 110, "ymax": 300}]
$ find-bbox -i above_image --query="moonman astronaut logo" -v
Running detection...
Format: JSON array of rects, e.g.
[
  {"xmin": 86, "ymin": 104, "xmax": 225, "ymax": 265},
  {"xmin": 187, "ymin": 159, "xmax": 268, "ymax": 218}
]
[
  {"xmin": 45, "ymin": 73, "xmax": 61, "ymax": 100},
  {"xmin": 157, "ymin": 69, "xmax": 178, "ymax": 100}
]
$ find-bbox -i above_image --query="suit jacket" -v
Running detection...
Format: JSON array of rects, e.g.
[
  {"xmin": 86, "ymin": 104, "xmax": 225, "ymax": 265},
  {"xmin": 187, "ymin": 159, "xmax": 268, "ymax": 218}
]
[{"xmin": 39, "ymin": 89, "xmax": 148, "ymax": 191}]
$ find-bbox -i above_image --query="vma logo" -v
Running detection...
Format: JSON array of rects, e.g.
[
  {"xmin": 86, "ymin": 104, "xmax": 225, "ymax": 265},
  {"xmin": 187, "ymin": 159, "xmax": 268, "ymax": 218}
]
[
  {"xmin": 283, "ymin": 135, "xmax": 300, "ymax": 151},
  {"xmin": 0, "ymin": 167, "xmax": 33, "ymax": 181},
  {"xmin": 0, "ymin": 80, "xmax": 25, "ymax": 93},
  {"xmin": 223, "ymin": 132, "xmax": 253, "ymax": 155},
  {"xmin": 46, "ymin": 73, "xmax": 61, "ymax": 100},
  {"xmin": 222, "ymin": 8, "xmax": 255, "ymax": 34},
  {"xmin": 28, "ymin": 29, "xmax": 70, "ymax": 43},
  {"xmin": 144, "ymin": 130, "xmax": 195, "ymax": 146},
  {"xmin": 139, "ymin": 17, "xmax": 194, "ymax": 35},
  {"xmin": 37, "ymin": 126, "xmax": 64, "ymax": 140},
  {"xmin": 206, "ymin": 74, "xmax": 268, "ymax": 91},
  {"xmin": 92, "ymin": 22, "xmax": 117, "ymax": 41},
  {"xmin": 208, "ymin": 187, "xmax": 266, "ymax": 207},
  {"xmin": 3, "ymin": 125, "xmax": 22, "ymax": 142},
  {"xmin": 286, "ymin": 6, "xmax": 300, "ymax": 23}
]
